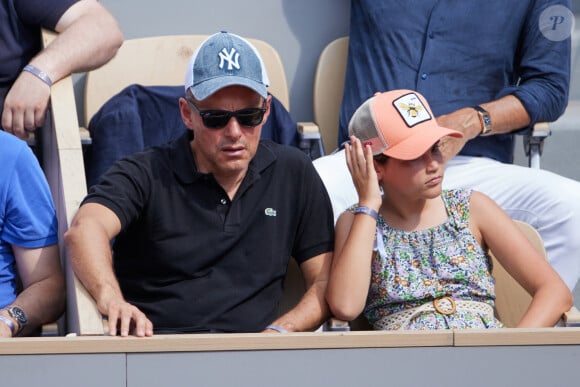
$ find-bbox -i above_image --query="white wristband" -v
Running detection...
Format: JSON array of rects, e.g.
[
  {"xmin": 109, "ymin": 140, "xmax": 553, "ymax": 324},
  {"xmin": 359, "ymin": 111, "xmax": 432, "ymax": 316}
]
[
  {"xmin": 266, "ymin": 324, "xmax": 288, "ymax": 333},
  {"xmin": 23, "ymin": 64, "xmax": 53, "ymax": 87},
  {"xmin": 353, "ymin": 205, "xmax": 379, "ymax": 221}
]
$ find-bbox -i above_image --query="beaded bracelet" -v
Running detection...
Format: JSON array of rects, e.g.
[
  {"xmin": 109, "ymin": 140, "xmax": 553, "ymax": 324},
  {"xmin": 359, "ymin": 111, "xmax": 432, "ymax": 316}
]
[
  {"xmin": 23, "ymin": 64, "xmax": 53, "ymax": 87},
  {"xmin": 265, "ymin": 324, "xmax": 288, "ymax": 333},
  {"xmin": 353, "ymin": 205, "xmax": 379, "ymax": 221}
]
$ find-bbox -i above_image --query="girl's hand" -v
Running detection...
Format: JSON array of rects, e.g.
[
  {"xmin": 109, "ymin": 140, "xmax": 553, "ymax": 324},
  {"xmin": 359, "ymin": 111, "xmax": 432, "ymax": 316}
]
[{"xmin": 344, "ymin": 136, "xmax": 382, "ymax": 210}]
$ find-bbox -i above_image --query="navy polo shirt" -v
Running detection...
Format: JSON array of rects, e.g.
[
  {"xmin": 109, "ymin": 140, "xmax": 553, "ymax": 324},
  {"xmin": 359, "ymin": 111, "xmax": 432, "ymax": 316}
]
[
  {"xmin": 84, "ymin": 131, "xmax": 334, "ymax": 333},
  {"xmin": 339, "ymin": 0, "xmax": 571, "ymax": 163}
]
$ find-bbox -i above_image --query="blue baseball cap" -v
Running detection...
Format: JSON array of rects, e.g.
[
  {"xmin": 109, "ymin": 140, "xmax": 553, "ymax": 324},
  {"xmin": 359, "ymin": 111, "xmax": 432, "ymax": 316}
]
[{"xmin": 185, "ymin": 31, "xmax": 270, "ymax": 101}]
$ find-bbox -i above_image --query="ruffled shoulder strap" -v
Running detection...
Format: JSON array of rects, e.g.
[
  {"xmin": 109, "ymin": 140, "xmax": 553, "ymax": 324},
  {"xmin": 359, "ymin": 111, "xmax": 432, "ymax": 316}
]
[{"xmin": 443, "ymin": 188, "xmax": 472, "ymax": 229}]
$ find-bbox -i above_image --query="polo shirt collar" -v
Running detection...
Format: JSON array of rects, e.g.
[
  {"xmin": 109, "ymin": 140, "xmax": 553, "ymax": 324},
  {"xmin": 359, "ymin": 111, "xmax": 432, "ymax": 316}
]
[{"xmin": 171, "ymin": 132, "xmax": 277, "ymax": 185}]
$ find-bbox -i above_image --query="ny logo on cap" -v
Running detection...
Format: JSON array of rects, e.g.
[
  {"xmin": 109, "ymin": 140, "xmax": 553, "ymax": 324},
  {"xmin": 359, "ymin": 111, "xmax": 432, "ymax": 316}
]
[
  {"xmin": 218, "ymin": 48, "xmax": 241, "ymax": 70},
  {"xmin": 393, "ymin": 92, "xmax": 432, "ymax": 128}
]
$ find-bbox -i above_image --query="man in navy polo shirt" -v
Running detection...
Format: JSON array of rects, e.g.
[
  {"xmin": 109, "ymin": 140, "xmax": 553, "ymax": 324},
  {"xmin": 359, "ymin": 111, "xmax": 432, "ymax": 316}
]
[
  {"xmin": 315, "ymin": 0, "xmax": 580, "ymax": 292},
  {"xmin": 65, "ymin": 32, "xmax": 334, "ymax": 336}
]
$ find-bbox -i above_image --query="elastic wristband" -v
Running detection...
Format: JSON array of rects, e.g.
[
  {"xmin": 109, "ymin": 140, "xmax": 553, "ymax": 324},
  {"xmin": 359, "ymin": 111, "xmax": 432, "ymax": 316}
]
[
  {"xmin": 0, "ymin": 315, "xmax": 16, "ymax": 336},
  {"xmin": 23, "ymin": 64, "xmax": 52, "ymax": 87},
  {"xmin": 353, "ymin": 205, "xmax": 379, "ymax": 221},
  {"xmin": 266, "ymin": 324, "xmax": 287, "ymax": 333}
]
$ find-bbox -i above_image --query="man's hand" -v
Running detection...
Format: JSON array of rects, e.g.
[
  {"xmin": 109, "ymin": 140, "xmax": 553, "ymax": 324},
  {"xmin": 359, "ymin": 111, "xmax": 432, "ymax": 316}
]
[
  {"xmin": 435, "ymin": 107, "xmax": 481, "ymax": 161},
  {"xmin": 2, "ymin": 71, "xmax": 51, "ymax": 139},
  {"xmin": 102, "ymin": 298, "xmax": 153, "ymax": 337}
]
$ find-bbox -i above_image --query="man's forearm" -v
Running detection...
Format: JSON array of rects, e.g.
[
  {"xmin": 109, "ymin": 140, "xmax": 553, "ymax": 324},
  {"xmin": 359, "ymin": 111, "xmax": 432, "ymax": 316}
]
[
  {"xmin": 269, "ymin": 279, "xmax": 330, "ymax": 332},
  {"xmin": 436, "ymin": 95, "xmax": 531, "ymax": 161},
  {"xmin": 10, "ymin": 244, "xmax": 65, "ymax": 336},
  {"xmin": 267, "ymin": 253, "xmax": 332, "ymax": 332},
  {"xmin": 11, "ymin": 276, "xmax": 65, "ymax": 336}
]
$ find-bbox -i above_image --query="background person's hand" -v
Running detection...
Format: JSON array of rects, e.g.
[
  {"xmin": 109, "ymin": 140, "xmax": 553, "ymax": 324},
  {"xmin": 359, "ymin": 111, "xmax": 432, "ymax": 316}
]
[{"xmin": 1, "ymin": 72, "xmax": 51, "ymax": 139}]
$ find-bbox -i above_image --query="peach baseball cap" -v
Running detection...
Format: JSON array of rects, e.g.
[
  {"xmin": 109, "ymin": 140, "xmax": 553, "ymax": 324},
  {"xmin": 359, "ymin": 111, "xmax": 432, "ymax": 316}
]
[{"xmin": 348, "ymin": 89, "xmax": 463, "ymax": 160}]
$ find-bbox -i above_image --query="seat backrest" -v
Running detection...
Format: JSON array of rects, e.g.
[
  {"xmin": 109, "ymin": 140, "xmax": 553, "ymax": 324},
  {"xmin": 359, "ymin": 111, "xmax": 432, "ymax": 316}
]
[
  {"xmin": 313, "ymin": 37, "xmax": 349, "ymax": 155},
  {"xmin": 84, "ymin": 34, "xmax": 290, "ymax": 127},
  {"xmin": 279, "ymin": 258, "xmax": 306, "ymax": 317},
  {"xmin": 491, "ymin": 220, "xmax": 539, "ymax": 328}
]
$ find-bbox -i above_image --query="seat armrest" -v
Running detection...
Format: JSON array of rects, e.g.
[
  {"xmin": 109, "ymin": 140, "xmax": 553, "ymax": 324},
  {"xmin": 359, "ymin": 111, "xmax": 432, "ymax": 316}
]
[
  {"xmin": 297, "ymin": 122, "xmax": 324, "ymax": 160},
  {"xmin": 325, "ymin": 318, "xmax": 351, "ymax": 331},
  {"xmin": 531, "ymin": 122, "xmax": 551, "ymax": 138},
  {"xmin": 524, "ymin": 121, "xmax": 552, "ymax": 169},
  {"xmin": 79, "ymin": 126, "xmax": 92, "ymax": 145},
  {"xmin": 563, "ymin": 306, "xmax": 580, "ymax": 327},
  {"xmin": 297, "ymin": 122, "xmax": 321, "ymax": 138}
]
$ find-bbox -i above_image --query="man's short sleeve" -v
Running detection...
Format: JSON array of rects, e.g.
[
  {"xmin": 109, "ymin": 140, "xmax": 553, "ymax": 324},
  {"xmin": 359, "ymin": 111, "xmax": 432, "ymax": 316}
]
[
  {"xmin": 15, "ymin": 0, "xmax": 80, "ymax": 29},
  {"xmin": 2, "ymin": 144, "xmax": 58, "ymax": 248}
]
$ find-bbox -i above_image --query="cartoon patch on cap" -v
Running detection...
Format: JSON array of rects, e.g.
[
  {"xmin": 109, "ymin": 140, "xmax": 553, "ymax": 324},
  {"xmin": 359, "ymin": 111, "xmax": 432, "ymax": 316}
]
[{"xmin": 393, "ymin": 92, "xmax": 432, "ymax": 128}]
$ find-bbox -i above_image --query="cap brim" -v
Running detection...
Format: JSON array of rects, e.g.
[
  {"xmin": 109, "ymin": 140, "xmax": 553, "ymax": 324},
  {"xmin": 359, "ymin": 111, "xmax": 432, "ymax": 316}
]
[
  {"xmin": 190, "ymin": 76, "xmax": 268, "ymax": 101},
  {"xmin": 383, "ymin": 126, "xmax": 463, "ymax": 160}
]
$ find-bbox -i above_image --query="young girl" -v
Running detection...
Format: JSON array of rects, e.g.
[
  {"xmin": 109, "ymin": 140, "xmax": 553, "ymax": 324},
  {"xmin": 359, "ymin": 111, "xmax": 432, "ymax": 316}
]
[{"xmin": 326, "ymin": 89, "xmax": 572, "ymax": 330}]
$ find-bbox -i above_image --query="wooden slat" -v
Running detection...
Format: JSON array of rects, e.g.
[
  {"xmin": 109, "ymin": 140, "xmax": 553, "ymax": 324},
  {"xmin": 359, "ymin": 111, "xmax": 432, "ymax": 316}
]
[
  {"xmin": 2, "ymin": 327, "xmax": 580, "ymax": 355},
  {"xmin": 0, "ymin": 330, "xmax": 452, "ymax": 355},
  {"xmin": 42, "ymin": 29, "xmax": 105, "ymax": 335}
]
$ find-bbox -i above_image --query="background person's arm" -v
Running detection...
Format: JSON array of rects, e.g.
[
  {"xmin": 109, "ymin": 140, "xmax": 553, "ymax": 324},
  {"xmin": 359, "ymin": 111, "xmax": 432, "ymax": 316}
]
[
  {"xmin": 0, "ymin": 244, "xmax": 65, "ymax": 337},
  {"xmin": 2, "ymin": 0, "xmax": 123, "ymax": 138},
  {"xmin": 436, "ymin": 95, "xmax": 531, "ymax": 162}
]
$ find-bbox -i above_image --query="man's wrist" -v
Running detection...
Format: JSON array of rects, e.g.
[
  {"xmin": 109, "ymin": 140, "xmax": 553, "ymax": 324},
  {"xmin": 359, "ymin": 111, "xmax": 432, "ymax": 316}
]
[
  {"xmin": 472, "ymin": 105, "xmax": 492, "ymax": 136},
  {"xmin": 22, "ymin": 64, "xmax": 53, "ymax": 87},
  {"xmin": 0, "ymin": 315, "xmax": 16, "ymax": 336},
  {"xmin": 265, "ymin": 324, "xmax": 288, "ymax": 333}
]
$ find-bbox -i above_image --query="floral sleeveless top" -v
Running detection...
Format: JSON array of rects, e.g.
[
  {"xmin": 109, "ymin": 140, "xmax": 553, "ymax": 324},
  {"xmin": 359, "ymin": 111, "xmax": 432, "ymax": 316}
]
[{"xmin": 360, "ymin": 189, "xmax": 503, "ymax": 330}]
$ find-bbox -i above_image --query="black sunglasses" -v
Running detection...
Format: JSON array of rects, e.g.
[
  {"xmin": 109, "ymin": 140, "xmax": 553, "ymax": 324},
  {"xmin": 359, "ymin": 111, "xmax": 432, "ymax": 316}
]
[{"xmin": 187, "ymin": 99, "xmax": 266, "ymax": 129}]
